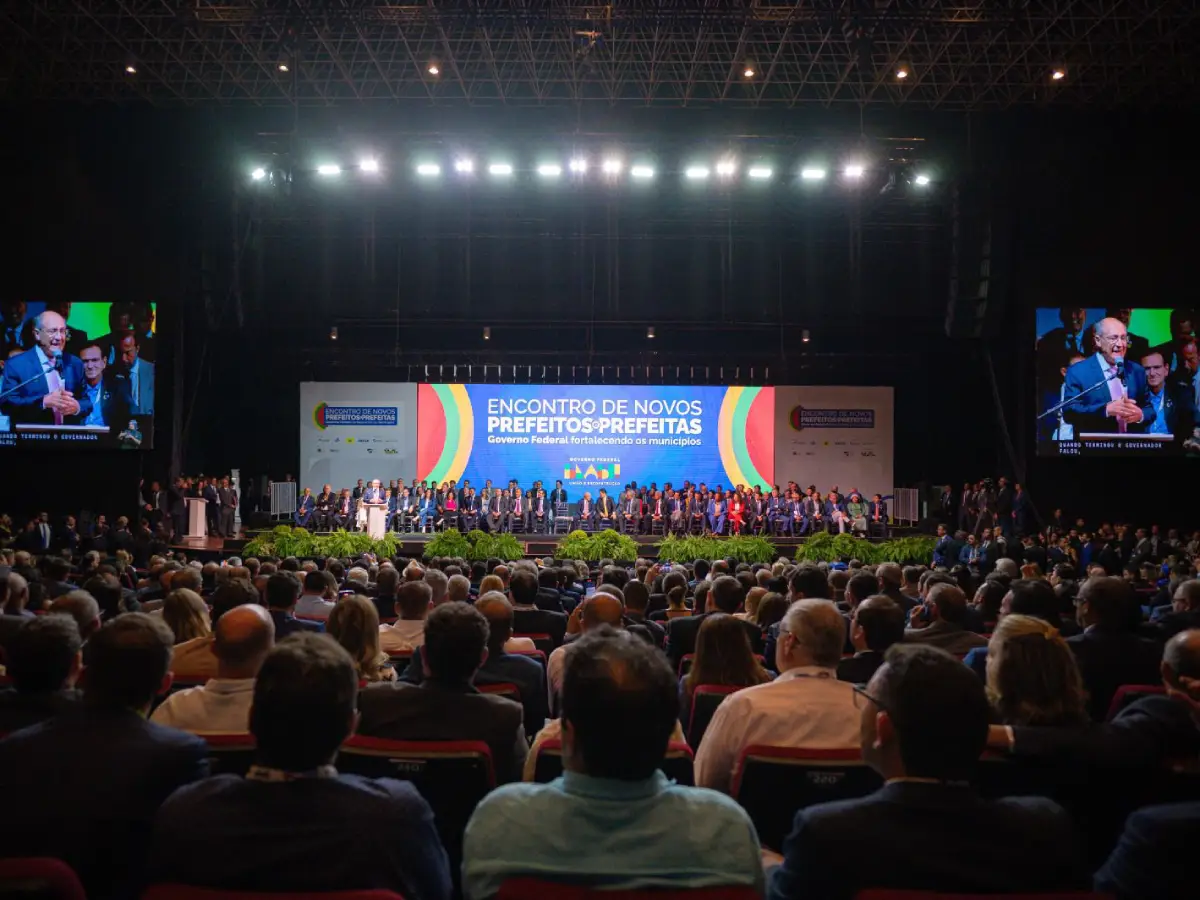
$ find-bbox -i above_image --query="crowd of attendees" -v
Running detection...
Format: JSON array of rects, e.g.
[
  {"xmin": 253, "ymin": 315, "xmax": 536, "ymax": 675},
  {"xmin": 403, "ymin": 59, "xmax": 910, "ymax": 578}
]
[{"xmin": 1, "ymin": 512, "xmax": 1198, "ymax": 899}]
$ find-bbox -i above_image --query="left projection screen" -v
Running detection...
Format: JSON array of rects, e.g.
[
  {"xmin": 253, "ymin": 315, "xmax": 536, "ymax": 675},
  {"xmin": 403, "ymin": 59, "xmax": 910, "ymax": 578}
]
[
  {"xmin": 299, "ymin": 383, "xmax": 419, "ymax": 490},
  {"xmin": 417, "ymin": 383, "xmax": 774, "ymax": 491}
]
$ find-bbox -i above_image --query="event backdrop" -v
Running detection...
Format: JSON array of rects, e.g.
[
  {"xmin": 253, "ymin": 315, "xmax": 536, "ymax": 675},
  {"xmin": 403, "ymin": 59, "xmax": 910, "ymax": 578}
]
[
  {"xmin": 417, "ymin": 384, "xmax": 775, "ymax": 491},
  {"xmin": 772, "ymin": 386, "xmax": 895, "ymax": 497},
  {"xmin": 299, "ymin": 383, "xmax": 418, "ymax": 490}
]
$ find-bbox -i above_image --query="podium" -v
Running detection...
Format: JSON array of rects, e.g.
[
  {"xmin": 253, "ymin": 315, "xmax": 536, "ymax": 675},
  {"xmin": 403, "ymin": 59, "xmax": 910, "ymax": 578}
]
[
  {"xmin": 185, "ymin": 497, "xmax": 208, "ymax": 537},
  {"xmin": 366, "ymin": 506, "xmax": 386, "ymax": 540}
]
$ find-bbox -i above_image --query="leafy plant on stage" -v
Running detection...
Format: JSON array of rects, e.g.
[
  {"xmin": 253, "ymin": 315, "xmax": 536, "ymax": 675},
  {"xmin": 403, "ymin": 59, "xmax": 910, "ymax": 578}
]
[
  {"xmin": 422, "ymin": 530, "xmax": 472, "ymax": 560},
  {"xmin": 794, "ymin": 532, "xmax": 936, "ymax": 565},
  {"xmin": 554, "ymin": 529, "xmax": 639, "ymax": 563},
  {"xmin": 242, "ymin": 527, "xmax": 397, "ymax": 561},
  {"xmin": 657, "ymin": 534, "xmax": 777, "ymax": 564},
  {"xmin": 470, "ymin": 531, "xmax": 526, "ymax": 562}
]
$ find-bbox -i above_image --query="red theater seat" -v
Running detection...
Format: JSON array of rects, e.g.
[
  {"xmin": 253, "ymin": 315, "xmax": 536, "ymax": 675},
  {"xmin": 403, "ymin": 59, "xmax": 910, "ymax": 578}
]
[
  {"xmin": 686, "ymin": 684, "xmax": 742, "ymax": 748},
  {"xmin": 0, "ymin": 857, "xmax": 86, "ymax": 900},
  {"xmin": 513, "ymin": 633, "xmax": 555, "ymax": 654},
  {"xmin": 143, "ymin": 888, "xmax": 405, "ymax": 900},
  {"xmin": 1105, "ymin": 684, "xmax": 1166, "ymax": 721},
  {"xmin": 531, "ymin": 738, "xmax": 693, "ymax": 785},
  {"xmin": 497, "ymin": 880, "xmax": 759, "ymax": 899},
  {"xmin": 854, "ymin": 892, "xmax": 1109, "ymax": 900},
  {"xmin": 202, "ymin": 733, "xmax": 257, "ymax": 777},
  {"xmin": 476, "ymin": 682, "xmax": 521, "ymax": 703}
]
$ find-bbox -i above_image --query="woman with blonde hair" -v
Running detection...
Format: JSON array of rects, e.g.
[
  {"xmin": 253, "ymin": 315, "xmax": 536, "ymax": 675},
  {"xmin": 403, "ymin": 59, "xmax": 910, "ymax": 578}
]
[
  {"xmin": 478, "ymin": 573, "xmax": 505, "ymax": 597},
  {"xmin": 328, "ymin": 593, "xmax": 397, "ymax": 683},
  {"xmin": 162, "ymin": 588, "xmax": 218, "ymax": 681},
  {"xmin": 986, "ymin": 614, "xmax": 1088, "ymax": 727}
]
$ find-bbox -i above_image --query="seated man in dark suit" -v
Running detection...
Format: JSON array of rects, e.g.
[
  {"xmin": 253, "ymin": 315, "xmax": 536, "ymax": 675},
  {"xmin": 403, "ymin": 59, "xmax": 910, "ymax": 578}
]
[
  {"xmin": 1153, "ymin": 578, "xmax": 1200, "ymax": 639},
  {"xmin": 474, "ymin": 592, "xmax": 549, "ymax": 740},
  {"xmin": 0, "ymin": 614, "xmax": 82, "ymax": 734},
  {"xmin": 0, "ymin": 613, "xmax": 209, "ymax": 898},
  {"xmin": 1094, "ymin": 800, "xmax": 1200, "ymax": 899},
  {"xmin": 1068, "ymin": 576, "xmax": 1164, "ymax": 721},
  {"xmin": 357, "ymin": 602, "xmax": 527, "ymax": 784},
  {"xmin": 509, "ymin": 569, "xmax": 568, "ymax": 647},
  {"xmin": 765, "ymin": 644, "xmax": 1089, "ymax": 899},
  {"xmin": 666, "ymin": 575, "xmax": 763, "ymax": 669},
  {"xmin": 837, "ymin": 595, "xmax": 905, "ymax": 685},
  {"xmin": 148, "ymin": 633, "xmax": 451, "ymax": 899},
  {"xmin": 1062, "ymin": 317, "xmax": 1156, "ymax": 435}
]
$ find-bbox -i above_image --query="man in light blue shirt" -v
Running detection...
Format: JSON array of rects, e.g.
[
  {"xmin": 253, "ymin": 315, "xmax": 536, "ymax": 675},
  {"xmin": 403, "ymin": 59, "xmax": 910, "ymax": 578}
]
[{"xmin": 461, "ymin": 627, "xmax": 763, "ymax": 900}]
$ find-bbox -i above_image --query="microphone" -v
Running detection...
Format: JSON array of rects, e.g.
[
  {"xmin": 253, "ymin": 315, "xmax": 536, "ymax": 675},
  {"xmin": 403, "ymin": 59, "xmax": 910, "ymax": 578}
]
[{"xmin": 1112, "ymin": 354, "xmax": 1126, "ymax": 382}]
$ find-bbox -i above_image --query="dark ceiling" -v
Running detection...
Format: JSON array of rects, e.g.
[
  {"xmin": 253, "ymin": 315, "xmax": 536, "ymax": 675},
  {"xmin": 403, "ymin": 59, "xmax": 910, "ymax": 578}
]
[{"xmin": 3, "ymin": 1, "xmax": 1198, "ymax": 110}]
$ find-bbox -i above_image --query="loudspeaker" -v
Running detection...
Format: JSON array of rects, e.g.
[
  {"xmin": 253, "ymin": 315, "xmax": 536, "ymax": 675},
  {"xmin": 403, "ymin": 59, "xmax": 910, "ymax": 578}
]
[{"xmin": 946, "ymin": 175, "xmax": 1010, "ymax": 339}]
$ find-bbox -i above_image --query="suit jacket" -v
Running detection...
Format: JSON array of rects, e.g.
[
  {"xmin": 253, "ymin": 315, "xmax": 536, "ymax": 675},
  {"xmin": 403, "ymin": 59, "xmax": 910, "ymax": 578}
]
[
  {"xmin": 356, "ymin": 679, "xmax": 527, "ymax": 784},
  {"xmin": 1063, "ymin": 354, "xmax": 1155, "ymax": 433},
  {"xmin": 1067, "ymin": 628, "xmax": 1164, "ymax": 722},
  {"xmin": 1095, "ymin": 800, "xmax": 1200, "ymax": 900},
  {"xmin": 218, "ymin": 487, "xmax": 237, "ymax": 511},
  {"xmin": 0, "ymin": 705, "xmax": 209, "ymax": 897},
  {"xmin": 85, "ymin": 374, "xmax": 132, "ymax": 429},
  {"xmin": 512, "ymin": 607, "xmax": 568, "ymax": 647},
  {"xmin": 1147, "ymin": 383, "xmax": 1197, "ymax": 439},
  {"xmin": 596, "ymin": 495, "xmax": 614, "ymax": 516},
  {"xmin": 765, "ymin": 782, "xmax": 1089, "ymax": 900},
  {"xmin": 296, "ymin": 495, "xmax": 315, "ymax": 515},
  {"xmin": 666, "ymin": 611, "xmax": 764, "ymax": 667},
  {"xmin": 836, "ymin": 651, "xmax": 885, "ymax": 685},
  {"xmin": 0, "ymin": 347, "xmax": 92, "ymax": 424},
  {"xmin": 868, "ymin": 501, "xmax": 887, "ymax": 522},
  {"xmin": 202, "ymin": 483, "xmax": 220, "ymax": 508},
  {"xmin": 549, "ymin": 488, "xmax": 568, "ymax": 506},
  {"xmin": 903, "ymin": 620, "xmax": 988, "ymax": 656},
  {"xmin": 0, "ymin": 687, "xmax": 82, "ymax": 735},
  {"xmin": 116, "ymin": 358, "xmax": 154, "ymax": 415}
]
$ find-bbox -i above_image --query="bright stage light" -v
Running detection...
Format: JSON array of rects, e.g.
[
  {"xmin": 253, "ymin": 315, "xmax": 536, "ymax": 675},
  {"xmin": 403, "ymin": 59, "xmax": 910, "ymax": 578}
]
[
  {"xmin": 716, "ymin": 161, "xmax": 736, "ymax": 177},
  {"xmin": 454, "ymin": 159, "xmax": 474, "ymax": 174},
  {"xmin": 251, "ymin": 167, "xmax": 266, "ymax": 181},
  {"xmin": 800, "ymin": 167, "xmax": 826, "ymax": 180},
  {"xmin": 896, "ymin": 66, "xmax": 909, "ymax": 79},
  {"xmin": 488, "ymin": 163, "xmax": 513, "ymax": 176},
  {"xmin": 428, "ymin": 63, "xmax": 440, "ymax": 76},
  {"xmin": 124, "ymin": 64, "xmax": 137, "ymax": 75},
  {"xmin": 685, "ymin": 166, "xmax": 710, "ymax": 180},
  {"xmin": 537, "ymin": 163, "xmax": 563, "ymax": 177},
  {"xmin": 747, "ymin": 166, "xmax": 772, "ymax": 180},
  {"xmin": 317, "ymin": 164, "xmax": 341, "ymax": 176},
  {"xmin": 647, "ymin": 326, "xmax": 656, "ymax": 339},
  {"xmin": 743, "ymin": 67, "xmax": 756, "ymax": 78},
  {"xmin": 569, "ymin": 158, "xmax": 588, "ymax": 173},
  {"xmin": 914, "ymin": 174, "xmax": 931, "ymax": 186},
  {"xmin": 483, "ymin": 326, "xmax": 491, "ymax": 340},
  {"xmin": 802, "ymin": 329, "xmax": 811, "ymax": 343},
  {"xmin": 359, "ymin": 158, "xmax": 380, "ymax": 173},
  {"xmin": 630, "ymin": 165, "xmax": 655, "ymax": 179},
  {"xmin": 278, "ymin": 62, "xmax": 289, "ymax": 73},
  {"xmin": 1051, "ymin": 68, "xmax": 1066, "ymax": 81},
  {"xmin": 601, "ymin": 159, "xmax": 622, "ymax": 174},
  {"xmin": 843, "ymin": 164, "xmax": 865, "ymax": 178},
  {"xmin": 416, "ymin": 163, "xmax": 441, "ymax": 176}
]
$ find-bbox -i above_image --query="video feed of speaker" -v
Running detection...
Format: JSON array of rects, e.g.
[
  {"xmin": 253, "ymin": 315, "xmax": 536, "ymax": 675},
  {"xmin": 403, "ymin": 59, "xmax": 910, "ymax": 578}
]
[
  {"xmin": 1036, "ymin": 307, "xmax": 1198, "ymax": 457},
  {"xmin": 0, "ymin": 301, "xmax": 156, "ymax": 449}
]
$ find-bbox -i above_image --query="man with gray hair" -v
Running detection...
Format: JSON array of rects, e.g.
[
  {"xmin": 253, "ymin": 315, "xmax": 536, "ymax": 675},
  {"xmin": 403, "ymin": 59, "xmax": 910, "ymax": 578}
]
[
  {"xmin": 904, "ymin": 584, "xmax": 989, "ymax": 656},
  {"xmin": 446, "ymin": 573, "xmax": 471, "ymax": 605},
  {"xmin": 424, "ymin": 568, "xmax": 449, "ymax": 607},
  {"xmin": 48, "ymin": 590, "xmax": 102, "ymax": 642},
  {"xmin": 696, "ymin": 598, "xmax": 860, "ymax": 794}
]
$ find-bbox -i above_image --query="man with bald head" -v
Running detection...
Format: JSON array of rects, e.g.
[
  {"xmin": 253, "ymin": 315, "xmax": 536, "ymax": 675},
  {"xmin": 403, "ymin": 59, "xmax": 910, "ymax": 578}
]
[
  {"xmin": 151, "ymin": 604, "xmax": 275, "ymax": 734},
  {"xmin": 0, "ymin": 308, "xmax": 92, "ymax": 426},
  {"xmin": 474, "ymin": 591, "xmax": 549, "ymax": 737},
  {"xmin": 548, "ymin": 591, "xmax": 625, "ymax": 713},
  {"xmin": 1062, "ymin": 315, "xmax": 1156, "ymax": 434},
  {"xmin": 696, "ymin": 598, "xmax": 861, "ymax": 794}
]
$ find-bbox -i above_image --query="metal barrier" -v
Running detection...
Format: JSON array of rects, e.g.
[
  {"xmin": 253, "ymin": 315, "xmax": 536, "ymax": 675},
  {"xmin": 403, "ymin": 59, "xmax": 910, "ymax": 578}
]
[
  {"xmin": 269, "ymin": 481, "xmax": 297, "ymax": 520},
  {"xmin": 891, "ymin": 487, "xmax": 920, "ymax": 525}
]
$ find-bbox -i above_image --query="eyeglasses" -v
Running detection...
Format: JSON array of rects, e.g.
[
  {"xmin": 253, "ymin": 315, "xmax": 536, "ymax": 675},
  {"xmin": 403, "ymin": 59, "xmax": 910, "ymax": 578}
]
[
  {"xmin": 851, "ymin": 683, "xmax": 888, "ymax": 713},
  {"xmin": 38, "ymin": 328, "xmax": 67, "ymax": 337},
  {"xmin": 1097, "ymin": 334, "xmax": 1128, "ymax": 345}
]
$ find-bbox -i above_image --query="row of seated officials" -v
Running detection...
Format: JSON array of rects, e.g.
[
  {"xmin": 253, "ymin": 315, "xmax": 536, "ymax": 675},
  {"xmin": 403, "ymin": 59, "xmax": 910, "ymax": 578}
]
[
  {"xmin": 295, "ymin": 479, "xmax": 891, "ymax": 537},
  {"xmin": 1, "ymin": 551, "xmax": 1198, "ymax": 900}
]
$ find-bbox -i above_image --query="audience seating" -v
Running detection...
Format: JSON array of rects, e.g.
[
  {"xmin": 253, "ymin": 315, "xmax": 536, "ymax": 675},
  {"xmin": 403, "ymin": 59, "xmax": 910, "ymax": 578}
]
[
  {"xmin": 513, "ymin": 633, "xmax": 555, "ymax": 655},
  {"xmin": 685, "ymin": 685, "xmax": 742, "ymax": 748},
  {"xmin": 1104, "ymin": 684, "xmax": 1166, "ymax": 721},
  {"xmin": 511, "ymin": 648, "xmax": 547, "ymax": 668},
  {"xmin": 476, "ymin": 682, "xmax": 521, "ymax": 703},
  {"xmin": 530, "ymin": 738, "xmax": 694, "ymax": 786},
  {"xmin": 497, "ymin": 881, "xmax": 759, "ymax": 899},
  {"xmin": 678, "ymin": 655, "xmax": 764, "ymax": 677},
  {"xmin": 853, "ymin": 892, "xmax": 1109, "ymax": 899},
  {"xmin": 386, "ymin": 652, "xmax": 414, "ymax": 668},
  {"xmin": 143, "ymin": 888, "xmax": 406, "ymax": 900},
  {"xmin": 0, "ymin": 857, "xmax": 86, "ymax": 900},
  {"xmin": 202, "ymin": 733, "xmax": 257, "ymax": 777},
  {"xmin": 337, "ymin": 737, "xmax": 495, "ymax": 874},
  {"xmin": 732, "ymin": 746, "xmax": 882, "ymax": 851}
]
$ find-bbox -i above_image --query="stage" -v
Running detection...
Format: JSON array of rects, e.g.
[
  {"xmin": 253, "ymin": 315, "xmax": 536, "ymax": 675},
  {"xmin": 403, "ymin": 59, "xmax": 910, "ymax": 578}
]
[{"xmin": 169, "ymin": 526, "xmax": 919, "ymax": 562}]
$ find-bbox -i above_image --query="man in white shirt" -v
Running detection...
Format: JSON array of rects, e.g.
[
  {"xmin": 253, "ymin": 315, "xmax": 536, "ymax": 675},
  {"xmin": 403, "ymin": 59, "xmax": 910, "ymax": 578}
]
[
  {"xmin": 294, "ymin": 570, "xmax": 336, "ymax": 620},
  {"xmin": 695, "ymin": 597, "xmax": 860, "ymax": 794},
  {"xmin": 378, "ymin": 580, "xmax": 432, "ymax": 654},
  {"xmin": 151, "ymin": 604, "xmax": 274, "ymax": 734}
]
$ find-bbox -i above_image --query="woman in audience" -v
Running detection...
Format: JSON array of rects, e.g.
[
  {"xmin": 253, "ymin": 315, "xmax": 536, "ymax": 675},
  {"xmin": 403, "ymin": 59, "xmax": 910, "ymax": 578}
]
[
  {"xmin": 680, "ymin": 613, "xmax": 771, "ymax": 728},
  {"xmin": 986, "ymin": 613, "xmax": 1088, "ymax": 727},
  {"xmin": 162, "ymin": 587, "xmax": 219, "ymax": 681},
  {"xmin": 327, "ymin": 593, "xmax": 396, "ymax": 683},
  {"xmin": 478, "ymin": 573, "xmax": 505, "ymax": 598},
  {"xmin": 753, "ymin": 591, "xmax": 789, "ymax": 632},
  {"xmin": 736, "ymin": 586, "xmax": 766, "ymax": 622},
  {"xmin": 662, "ymin": 585, "xmax": 691, "ymax": 620},
  {"xmin": 113, "ymin": 550, "xmax": 137, "ymax": 590}
]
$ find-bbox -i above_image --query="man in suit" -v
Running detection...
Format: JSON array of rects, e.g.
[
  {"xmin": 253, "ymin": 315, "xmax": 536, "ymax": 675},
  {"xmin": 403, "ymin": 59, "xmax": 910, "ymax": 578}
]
[
  {"xmin": 595, "ymin": 488, "xmax": 615, "ymax": 528},
  {"xmin": 0, "ymin": 613, "xmax": 209, "ymax": 898},
  {"xmin": 867, "ymin": 493, "xmax": 888, "ymax": 537},
  {"xmin": 473, "ymin": 592, "xmax": 549, "ymax": 741},
  {"xmin": 509, "ymin": 570, "xmax": 568, "ymax": 647},
  {"xmin": 485, "ymin": 489, "xmax": 507, "ymax": 533},
  {"xmin": 0, "ymin": 309, "xmax": 92, "ymax": 426},
  {"xmin": 113, "ymin": 329, "xmax": 154, "ymax": 415},
  {"xmin": 1095, "ymin": 800, "xmax": 1200, "ymax": 899},
  {"xmin": 312, "ymin": 484, "xmax": 334, "ymax": 531},
  {"xmin": 549, "ymin": 479, "xmax": 568, "ymax": 508},
  {"xmin": 1037, "ymin": 306, "xmax": 1089, "ymax": 373},
  {"xmin": 1149, "ymin": 306, "xmax": 1196, "ymax": 378},
  {"xmin": 1063, "ymin": 316, "xmax": 1156, "ymax": 434},
  {"xmin": 168, "ymin": 476, "xmax": 187, "ymax": 538},
  {"xmin": 1140, "ymin": 349, "xmax": 1197, "ymax": 443},
  {"xmin": 357, "ymin": 603, "xmax": 527, "ymax": 784},
  {"xmin": 507, "ymin": 488, "xmax": 527, "ymax": 534},
  {"xmin": 903, "ymin": 584, "xmax": 989, "ymax": 656},
  {"xmin": 665, "ymin": 575, "xmax": 763, "ymax": 669},
  {"xmin": 620, "ymin": 489, "xmax": 642, "ymax": 534},
  {"xmin": 764, "ymin": 644, "xmax": 1089, "ymax": 899},
  {"xmin": 351, "ymin": 478, "xmax": 366, "ymax": 502},
  {"xmin": 1082, "ymin": 308, "xmax": 1150, "ymax": 362},
  {"xmin": 218, "ymin": 476, "xmax": 238, "ymax": 538},
  {"xmin": 0, "ymin": 299, "xmax": 26, "ymax": 352},
  {"xmin": 0, "ymin": 614, "xmax": 83, "ymax": 734},
  {"xmin": 77, "ymin": 341, "xmax": 131, "ymax": 430},
  {"xmin": 148, "ymin": 631, "xmax": 452, "ymax": 898},
  {"xmin": 202, "ymin": 476, "xmax": 221, "ymax": 536},
  {"xmin": 294, "ymin": 487, "xmax": 316, "ymax": 528},
  {"xmin": 1069, "ymin": 575, "xmax": 1163, "ymax": 721},
  {"xmin": 333, "ymin": 489, "xmax": 354, "ymax": 530},
  {"xmin": 837, "ymin": 595, "xmax": 905, "ymax": 685},
  {"xmin": 575, "ymin": 491, "xmax": 595, "ymax": 531}
]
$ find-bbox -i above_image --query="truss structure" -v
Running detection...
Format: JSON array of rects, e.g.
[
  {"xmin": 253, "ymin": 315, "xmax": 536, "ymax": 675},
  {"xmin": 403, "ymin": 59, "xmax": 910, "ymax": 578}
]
[{"xmin": 3, "ymin": 1, "xmax": 1198, "ymax": 109}]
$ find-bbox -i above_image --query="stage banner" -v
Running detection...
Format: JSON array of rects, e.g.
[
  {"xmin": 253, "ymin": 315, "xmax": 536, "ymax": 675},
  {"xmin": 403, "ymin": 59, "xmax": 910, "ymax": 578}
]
[
  {"xmin": 773, "ymin": 386, "xmax": 895, "ymax": 497},
  {"xmin": 418, "ymin": 384, "xmax": 774, "ymax": 491},
  {"xmin": 299, "ymin": 383, "xmax": 418, "ymax": 491}
]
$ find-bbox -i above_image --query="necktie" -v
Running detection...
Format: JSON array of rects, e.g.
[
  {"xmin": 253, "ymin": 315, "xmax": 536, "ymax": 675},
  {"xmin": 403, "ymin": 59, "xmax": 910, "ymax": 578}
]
[{"xmin": 515, "ymin": 499, "xmax": 521, "ymax": 514}]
